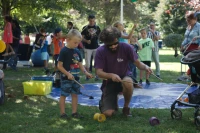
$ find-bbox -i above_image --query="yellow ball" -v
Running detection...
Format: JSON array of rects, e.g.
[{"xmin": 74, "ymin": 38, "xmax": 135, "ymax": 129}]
[
  {"xmin": 97, "ymin": 114, "xmax": 106, "ymax": 122},
  {"xmin": 93, "ymin": 113, "xmax": 100, "ymax": 120},
  {"xmin": 0, "ymin": 40, "xmax": 6, "ymax": 53}
]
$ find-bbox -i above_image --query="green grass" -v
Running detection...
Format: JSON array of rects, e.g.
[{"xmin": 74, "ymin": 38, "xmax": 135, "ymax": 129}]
[{"xmin": 0, "ymin": 48, "xmax": 200, "ymax": 133}]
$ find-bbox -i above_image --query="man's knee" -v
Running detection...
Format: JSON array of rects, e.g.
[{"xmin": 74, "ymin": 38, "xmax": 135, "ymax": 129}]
[
  {"xmin": 103, "ymin": 110, "xmax": 115, "ymax": 117},
  {"xmin": 122, "ymin": 77, "xmax": 133, "ymax": 90}
]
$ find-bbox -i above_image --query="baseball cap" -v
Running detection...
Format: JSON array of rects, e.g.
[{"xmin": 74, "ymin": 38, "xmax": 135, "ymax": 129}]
[{"xmin": 54, "ymin": 28, "xmax": 62, "ymax": 34}]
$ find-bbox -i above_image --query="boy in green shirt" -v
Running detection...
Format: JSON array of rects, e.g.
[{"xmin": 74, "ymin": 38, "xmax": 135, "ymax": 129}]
[{"xmin": 138, "ymin": 28, "xmax": 154, "ymax": 85}]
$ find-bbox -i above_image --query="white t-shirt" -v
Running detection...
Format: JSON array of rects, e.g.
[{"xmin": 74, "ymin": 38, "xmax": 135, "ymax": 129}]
[{"xmin": 46, "ymin": 35, "xmax": 52, "ymax": 45}]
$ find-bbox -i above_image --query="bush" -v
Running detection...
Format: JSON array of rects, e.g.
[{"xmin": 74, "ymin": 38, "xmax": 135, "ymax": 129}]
[{"xmin": 163, "ymin": 34, "xmax": 184, "ymax": 57}]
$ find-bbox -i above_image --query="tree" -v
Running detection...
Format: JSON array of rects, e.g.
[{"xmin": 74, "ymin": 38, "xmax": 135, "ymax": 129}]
[
  {"xmin": 0, "ymin": 0, "xmax": 89, "ymax": 33},
  {"xmin": 160, "ymin": 0, "xmax": 200, "ymax": 37}
]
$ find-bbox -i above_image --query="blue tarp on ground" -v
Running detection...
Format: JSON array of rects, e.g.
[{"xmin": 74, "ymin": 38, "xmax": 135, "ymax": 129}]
[{"xmin": 46, "ymin": 82, "xmax": 198, "ymax": 109}]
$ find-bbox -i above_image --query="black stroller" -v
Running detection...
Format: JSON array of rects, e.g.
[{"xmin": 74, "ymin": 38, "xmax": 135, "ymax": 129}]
[{"xmin": 171, "ymin": 49, "xmax": 200, "ymax": 126}]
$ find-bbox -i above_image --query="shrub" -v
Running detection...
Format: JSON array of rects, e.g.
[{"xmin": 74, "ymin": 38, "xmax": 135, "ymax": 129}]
[{"xmin": 163, "ymin": 34, "xmax": 184, "ymax": 57}]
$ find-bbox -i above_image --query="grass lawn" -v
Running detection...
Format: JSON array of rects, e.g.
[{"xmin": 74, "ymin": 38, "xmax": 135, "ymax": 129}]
[{"xmin": 1, "ymin": 48, "xmax": 200, "ymax": 133}]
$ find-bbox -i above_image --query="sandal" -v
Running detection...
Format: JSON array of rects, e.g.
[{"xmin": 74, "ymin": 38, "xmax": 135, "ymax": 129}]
[
  {"xmin": 10, "ymin": 51, "xmax": 15, "ymax": 55},
  {"xmin": 2, "ymin": 53, "xmax": 9, "ymax": 56}
]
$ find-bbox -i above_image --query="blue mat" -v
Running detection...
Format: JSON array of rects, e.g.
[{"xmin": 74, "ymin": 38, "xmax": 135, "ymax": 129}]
[{"xmin": 46, "ymin": 82, "xmax": 198, "ymax": 109}]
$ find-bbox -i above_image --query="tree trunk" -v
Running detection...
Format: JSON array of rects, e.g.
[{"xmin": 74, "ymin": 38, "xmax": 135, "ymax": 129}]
[
  {"xmin": 174, "ymin": 47, "xmax": 179, "ymax": 57},
  {"xmin": 1, "ymin": 0, "xmax": 12, "ymax": 16}
]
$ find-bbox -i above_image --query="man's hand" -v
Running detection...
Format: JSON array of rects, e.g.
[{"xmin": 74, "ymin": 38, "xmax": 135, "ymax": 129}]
[
  {"xmin": 85, "ymin": 72, "xmax": 93, "ymax": 79},
  {"xmin": 145, "ymin": 65, "xmax": 153, "ymax": 75},
  {"xmin": 110, "ymin": 74, "xmax": 121, "ymax": 82},
  {"xmin": 87, "ymin": 40, "xmax": 91, "ymax": 44}
]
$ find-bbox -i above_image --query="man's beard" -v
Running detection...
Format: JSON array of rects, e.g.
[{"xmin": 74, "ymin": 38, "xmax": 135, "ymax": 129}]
[{"xmin": 107, "ymin": 45, "xmax": 119, "ymax": 53}]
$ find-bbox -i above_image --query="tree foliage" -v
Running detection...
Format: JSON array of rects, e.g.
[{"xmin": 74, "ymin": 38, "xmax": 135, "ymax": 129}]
[{"xmin": 160, "ymin": 0, "xmax": 200, "ymax": 37}]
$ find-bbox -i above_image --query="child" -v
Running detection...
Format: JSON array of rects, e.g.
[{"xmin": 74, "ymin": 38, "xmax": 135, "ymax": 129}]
[
  {"xmin": 2, "ymin": 16, "xmax": 15, "ymax": 56},
  {"xmin": 113, "ymin": 21, "xmax": 137, "ymax": 43},
  {"xmin": 52, "ymin": 28, "xmax": 66, "ymax": 73},
  {"xmin": 138, "ymin": 28, "xmax": 154, "ymax": 85},
  {"xmin": 57, "ymin": 29, "xmax": 93, "ymax": 119},
  {"xmin": 129, "ymin": 35, "xmax": 142, "ymax": 88},
  {"xmin": 40, "ymin": 36, "xmax": 50, "ymax": 74}
]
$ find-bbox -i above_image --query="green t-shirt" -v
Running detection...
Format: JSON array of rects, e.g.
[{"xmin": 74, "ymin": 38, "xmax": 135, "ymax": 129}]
[{"xmin": 138, "ymin": 38, "xmax": 154, "ymax": 61}]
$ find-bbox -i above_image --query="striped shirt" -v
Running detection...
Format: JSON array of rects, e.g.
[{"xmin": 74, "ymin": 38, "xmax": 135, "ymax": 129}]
[{"xmin": 147, "ymin": 30, "xmax": 160, "ymax": 51}]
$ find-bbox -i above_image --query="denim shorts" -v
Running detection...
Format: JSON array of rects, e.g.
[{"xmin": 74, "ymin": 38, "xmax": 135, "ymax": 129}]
[
  {"xmin": 41, "ymin": 52, "xmax": 48, "ymax": 60},
  {"xmin": 60, "ymin": 79, "xmax": 80, "ymax": 97}
]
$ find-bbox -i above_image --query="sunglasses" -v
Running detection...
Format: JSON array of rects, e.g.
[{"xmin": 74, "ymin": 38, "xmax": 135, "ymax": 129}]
[{"xmin": 106, "ymin": 41, "xmax": 119, "ymax": 48}]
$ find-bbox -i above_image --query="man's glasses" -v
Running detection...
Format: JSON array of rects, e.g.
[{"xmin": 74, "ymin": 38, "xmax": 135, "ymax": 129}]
[{"xmin": 106, "ymin": 41, "xmax": 119, "ymax": 48}]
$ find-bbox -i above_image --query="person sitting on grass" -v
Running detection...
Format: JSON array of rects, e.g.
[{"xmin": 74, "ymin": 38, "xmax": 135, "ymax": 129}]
[
  {"xmin": 57, "ymin": 29, "xmax": 93, "ymax": 119},
  {"xmin": 94, "ymin": 26, "xmax": 152, "ymax": 117},
  {"xmin": 138, "ymin": 28, "xmax": 155, "ymax": 85}
]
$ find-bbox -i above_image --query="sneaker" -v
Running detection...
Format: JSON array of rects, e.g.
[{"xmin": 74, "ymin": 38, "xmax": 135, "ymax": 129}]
[
  {"xmin": 44, "ymin": 69, "xmax": 50, "ymax": 75},
  {"xmin": 139, "ymin": 79, "xmax": 142, "ymax": 84},
  {"xmin": 146, "ymin": 79, "xmax": 150, "ymax": 85},
  {"xmin": 134, "ymin": 84, "xmax": 142, "ymax": 88},
  {"xmin": 85, "ymin": 76, "xmax": 89, "ymax": 81},
  {"xmin": 71, "ymin": 112, "xmax": 84, "ymax": 119},
  {"xmin": 60, "ymin": 113, "xmax": 69, "ymax": 120},
  {"xmin": 122, "ymin": 107, "xmax": 132, "ymax": 117},
  {"xmin": 94, "ymin": 76, "xmax": 99, "ymax": 81}
]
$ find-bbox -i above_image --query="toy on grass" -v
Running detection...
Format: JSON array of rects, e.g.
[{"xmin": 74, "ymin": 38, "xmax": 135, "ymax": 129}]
[
  {"xmin": 0, "ymin": 40, "xmax": 6, "ymax": 53},
  {"xmin": 93, "ymin": 113, "xmax": 106, "ymax": 122},
  {"xmin": 149, "ymin": 117, "xmax": 160, "ymax": 126}
]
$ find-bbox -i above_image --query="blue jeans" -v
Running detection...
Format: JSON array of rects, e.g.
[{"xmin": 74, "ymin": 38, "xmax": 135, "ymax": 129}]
[{"xmin": 129, "ymin": 62, "xmax": 137, "ymax": 80}]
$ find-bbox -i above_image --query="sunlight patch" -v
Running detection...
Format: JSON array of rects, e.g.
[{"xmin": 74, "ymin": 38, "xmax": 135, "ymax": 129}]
[
  {"xmin": 15, "ymin": 99, "xmax": 23, "ymax": 103},
  {"xmin": 74, "ymin": 124, "xmax": 84, "ymax": 130}
]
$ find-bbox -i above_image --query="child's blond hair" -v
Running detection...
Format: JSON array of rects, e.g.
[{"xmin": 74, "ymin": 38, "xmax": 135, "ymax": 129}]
[
  {"xmin": 139, "ymin": 28, "xmax": 146, "ymax": 32},
  {"xmin": 67, "ymin": 29, "xmax": 82, "ymax": 39},
  {"xmin": 113, "ymin": 21, "xmax": 123, "ymax": 28}
]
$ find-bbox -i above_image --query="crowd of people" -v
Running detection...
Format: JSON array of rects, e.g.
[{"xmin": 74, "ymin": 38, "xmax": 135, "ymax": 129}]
[{"xmin": 1, "ymin": 14, "xmax": 164, "ymax": 119}]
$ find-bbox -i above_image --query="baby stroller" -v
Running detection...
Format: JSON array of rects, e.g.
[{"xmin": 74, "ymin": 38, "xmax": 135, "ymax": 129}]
[{"xmin": 171, "ymin": 49, "xmax": 200, "ymax": 126}]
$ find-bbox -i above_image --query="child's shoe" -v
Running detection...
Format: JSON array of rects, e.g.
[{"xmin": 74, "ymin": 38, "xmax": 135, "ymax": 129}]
[
  {"xmin": 72, "ymin": 112, "xmax": 84, "ymax": 119},
  {"xmin": 85, "ymin": 76, "xmax": 89, "ymax": 81},
  {"xmin": 94, "ymin": 75, "xmax": 99, "ymax": 81},
  {"xmin": 122, "ymin": 107, "xmax": 132, "ymax": 117},
  {"xmin": 139, "ymin": 79, "xmax": 142, "ymax": 84},
  {"xmin": 146, "ymin": 79, "xmax": 150, "ymax": 85},
  {"xmin": 60, "ymin": 113, "xmax": 69, "ymax": 120}
]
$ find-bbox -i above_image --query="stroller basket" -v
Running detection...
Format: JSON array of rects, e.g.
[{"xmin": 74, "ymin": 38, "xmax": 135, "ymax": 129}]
[{"xmin": 187, "ymin": 88, "xmax": 200, "ymax": 104}]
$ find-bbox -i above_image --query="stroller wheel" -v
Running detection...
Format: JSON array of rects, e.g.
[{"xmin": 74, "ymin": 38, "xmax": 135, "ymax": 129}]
[{"xmin": 171, "ymin": 108, "xmax": 182, "ymax": 120}]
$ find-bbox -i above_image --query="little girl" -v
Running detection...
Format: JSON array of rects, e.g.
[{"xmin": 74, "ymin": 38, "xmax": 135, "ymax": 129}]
[
  {"xmin": 2, "ymin": 16, "xmax": 15, "ymax": 56},
  {"xmin": 113, "ymin": 21, "xmax": 137, "ymax": 43}
]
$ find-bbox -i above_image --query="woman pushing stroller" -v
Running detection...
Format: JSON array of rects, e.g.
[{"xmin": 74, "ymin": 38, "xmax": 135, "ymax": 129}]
[{"xmin": 181, "ymin": 11, "xmax": 200, "ymax": 54}]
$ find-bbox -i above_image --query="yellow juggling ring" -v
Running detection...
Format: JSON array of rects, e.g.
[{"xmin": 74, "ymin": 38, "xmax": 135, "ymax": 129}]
[{"xmin": 0, "ymin": 40, "xmax": 6, "ymax": 53}]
